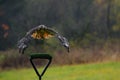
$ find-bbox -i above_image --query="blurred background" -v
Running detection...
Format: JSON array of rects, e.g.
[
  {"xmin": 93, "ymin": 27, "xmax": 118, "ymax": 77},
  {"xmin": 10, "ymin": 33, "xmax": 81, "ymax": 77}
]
[{"xmin": 0, "ymin": 0, "xmax": 120, "ymax": 69}]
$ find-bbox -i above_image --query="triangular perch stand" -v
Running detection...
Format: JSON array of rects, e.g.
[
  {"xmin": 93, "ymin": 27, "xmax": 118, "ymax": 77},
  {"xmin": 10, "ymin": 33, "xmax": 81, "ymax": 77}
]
[{"xmin": 29, "ymin": 54, "xmax": 52, "ymax": 80}]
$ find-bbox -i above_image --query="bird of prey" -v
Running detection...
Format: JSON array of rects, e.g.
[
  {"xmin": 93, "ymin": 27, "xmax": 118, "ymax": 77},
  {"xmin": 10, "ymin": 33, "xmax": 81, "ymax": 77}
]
[{"xmin": 17, "ymin": 25, "xmax": 69, "ymax": 54}]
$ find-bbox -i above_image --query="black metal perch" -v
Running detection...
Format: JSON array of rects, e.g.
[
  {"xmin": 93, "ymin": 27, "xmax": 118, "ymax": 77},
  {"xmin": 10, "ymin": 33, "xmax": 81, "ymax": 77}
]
[
  {"xmin": 17, "ymin": 25, "xmax": 69, "ymax": 80},
  {"xmin": 30, "ymin": 54, "xmax": 52, "ymax": 80}
]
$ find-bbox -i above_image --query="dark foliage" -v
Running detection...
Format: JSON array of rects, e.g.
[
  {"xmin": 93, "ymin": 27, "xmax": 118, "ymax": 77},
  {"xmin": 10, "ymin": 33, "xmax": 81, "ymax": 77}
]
[{"xmin": 0, "ymin": 0, "xmax": 119, "ymax": 50}]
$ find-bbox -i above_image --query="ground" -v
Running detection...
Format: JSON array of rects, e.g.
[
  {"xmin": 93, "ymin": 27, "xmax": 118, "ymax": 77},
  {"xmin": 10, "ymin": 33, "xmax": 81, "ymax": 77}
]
[{"xmin": 0, "ymin": 61, "xmax": 120, "ymax": 80}]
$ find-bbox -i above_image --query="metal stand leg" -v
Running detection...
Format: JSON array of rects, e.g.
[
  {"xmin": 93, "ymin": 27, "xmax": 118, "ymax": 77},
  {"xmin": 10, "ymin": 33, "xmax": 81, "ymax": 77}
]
[
  {"xmin": 39, "ymin": 76, "xmax": 41, "ymax": 80},
  {"xmin": 29, "ymin": 54, "xmax": 52, "ymax": 80}
]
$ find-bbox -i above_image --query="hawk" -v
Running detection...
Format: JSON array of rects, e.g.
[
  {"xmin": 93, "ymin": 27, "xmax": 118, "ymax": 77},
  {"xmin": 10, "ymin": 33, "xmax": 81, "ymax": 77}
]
[{"xmin": 17, "ymin": 25, "xmax": 69, "ymax": 54}]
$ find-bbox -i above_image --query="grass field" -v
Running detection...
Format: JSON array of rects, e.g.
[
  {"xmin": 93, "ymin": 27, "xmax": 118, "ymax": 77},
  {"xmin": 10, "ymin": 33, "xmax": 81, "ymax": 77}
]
[{"xmin": 0, "ymin": 61, "xmax": 120, "ymax": 80}]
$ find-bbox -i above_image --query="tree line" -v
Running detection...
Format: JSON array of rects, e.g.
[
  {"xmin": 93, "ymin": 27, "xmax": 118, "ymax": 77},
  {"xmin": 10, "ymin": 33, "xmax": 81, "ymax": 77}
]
[{"xmin": 0, "ymin": 0, "xmax": 119, "ymax": 50}]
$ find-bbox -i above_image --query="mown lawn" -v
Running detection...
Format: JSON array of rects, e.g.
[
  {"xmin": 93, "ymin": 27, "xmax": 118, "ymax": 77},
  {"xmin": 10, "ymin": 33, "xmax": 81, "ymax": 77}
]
[{"xmin": 0, "ymin": 62, "xmax": 120, "ymax": 80}]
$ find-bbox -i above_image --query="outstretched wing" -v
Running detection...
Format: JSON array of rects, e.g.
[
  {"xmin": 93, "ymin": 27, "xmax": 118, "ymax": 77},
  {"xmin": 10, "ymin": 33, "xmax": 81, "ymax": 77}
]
[{"xmin": 17, "ymin": 25, "xmax": 69, "ymax": 54}]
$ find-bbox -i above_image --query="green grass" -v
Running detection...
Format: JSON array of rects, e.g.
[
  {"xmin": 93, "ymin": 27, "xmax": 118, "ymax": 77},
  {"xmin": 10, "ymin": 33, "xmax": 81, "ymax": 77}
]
[{"xmin": 0, "ymin": 62, "xmax": 120, "ymax": 80}]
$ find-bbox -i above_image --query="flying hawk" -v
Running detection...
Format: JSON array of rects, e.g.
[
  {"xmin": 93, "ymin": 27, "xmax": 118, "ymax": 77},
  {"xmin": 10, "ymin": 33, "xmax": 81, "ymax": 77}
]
[{"xmin": 17, "ymin": 25, "xmax": 69, "ymax": 54}]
